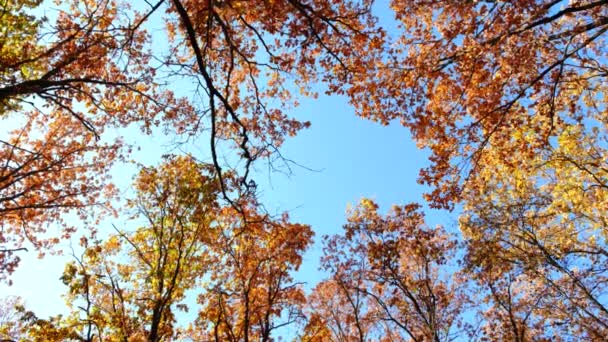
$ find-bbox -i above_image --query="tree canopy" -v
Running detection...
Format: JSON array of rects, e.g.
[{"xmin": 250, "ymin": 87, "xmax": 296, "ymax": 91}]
[{"xmin": 1, "ymin": 0, "xmax": 608, "ymax": 341}]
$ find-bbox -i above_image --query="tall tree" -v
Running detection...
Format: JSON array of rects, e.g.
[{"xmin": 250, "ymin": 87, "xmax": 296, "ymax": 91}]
[
  {"xmin": 190, "ymin": 207, "xmax": 313, "ymax": 342},
  {"xmin": 0, "ymin": 110, "xmax": 119, "ymax": 283},
  {"xmin": 302, "ymin": 277, "xmax": 376, "ymax": 341},
  {"xmin": 341, "ymin": 0, "xmax": 608, "ymax": 209},
  {"xmin": 0, "ymin": 296, "xmax": 26, "ymax": 341},
  {"xmin": 8, "ymin": 156, "xmax": 312, "ymax": 341},
  {"xmin": 308, "ymin": 199, "xmax": 468, "ymax": 342},
  {"xmin": 43, "ymin": 156, "xmax": 222, "ymax": 341},
  {"xmin": 461, "ymin": 121, "xmax": 608, "ymax": 340}
]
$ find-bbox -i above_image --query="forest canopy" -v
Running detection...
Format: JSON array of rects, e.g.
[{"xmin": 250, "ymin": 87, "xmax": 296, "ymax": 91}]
[{"xmin": 1, "ymin": 0, "xmax": 607, "ymax": 341}]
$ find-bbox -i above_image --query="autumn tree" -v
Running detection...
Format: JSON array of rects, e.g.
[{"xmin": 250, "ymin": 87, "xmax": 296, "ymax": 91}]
[
  {"xmin": 6, "ymin": 0, "xmax": 608, "ymax": 340},
  {"xmin": 306, "ymin": 199, "xmax": 468, "ymax": 342},
  {"xmin": 461, "ymin": 121, "xmax": 608, "ymax": 340},
  {"xmin": 5, "ymin": 156, "xmax": 312, "ymax": 341},
  {"xmin": 302, "ymin": 278, "xmax": 377, "ymax": 341},
  {"xmin": 0, "ymin": 110, "xmax": 122, "ymax": 283},
  {"xmin": 36, "ymin": 156, "xmax": 222, "ymax": 341},
  {"xmin": 0, "ymin": 0, "xmax": 183, "ymax": 280},
  {"xmin": 189, "ymin": 207, "xmax": 313, "ymax": 342},
  {"xmin": 336, "ymin": 1, "xmax": 608, "ymax": 338},
  {"xmin": 339, "ymin": 0, "xmax": 608, "ymax": 209}
]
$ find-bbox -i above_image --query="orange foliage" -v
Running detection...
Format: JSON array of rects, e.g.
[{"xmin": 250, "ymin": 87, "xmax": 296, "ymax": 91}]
[{"xmin": 2, "ymin": 1, "xmax": 608, "ymax": 341}]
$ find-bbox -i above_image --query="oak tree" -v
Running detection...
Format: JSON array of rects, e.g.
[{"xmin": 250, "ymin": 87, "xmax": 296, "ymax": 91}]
[
  {"xmin": 342, "ymin": 0, "xmax": 608, "ymax": 209},
  {"xmin": 307, "ymin": 199, "xmax": 468, "ymax": 342}
]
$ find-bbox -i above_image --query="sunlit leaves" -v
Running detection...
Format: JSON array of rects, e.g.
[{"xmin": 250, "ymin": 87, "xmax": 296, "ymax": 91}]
[
  {"xmin": 461, "ymin": 117, "xmax": 608, "ymax": 339},
  {"xmin": 340, "ymin": 0, "xmax": 608, "ymax": 210}
]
